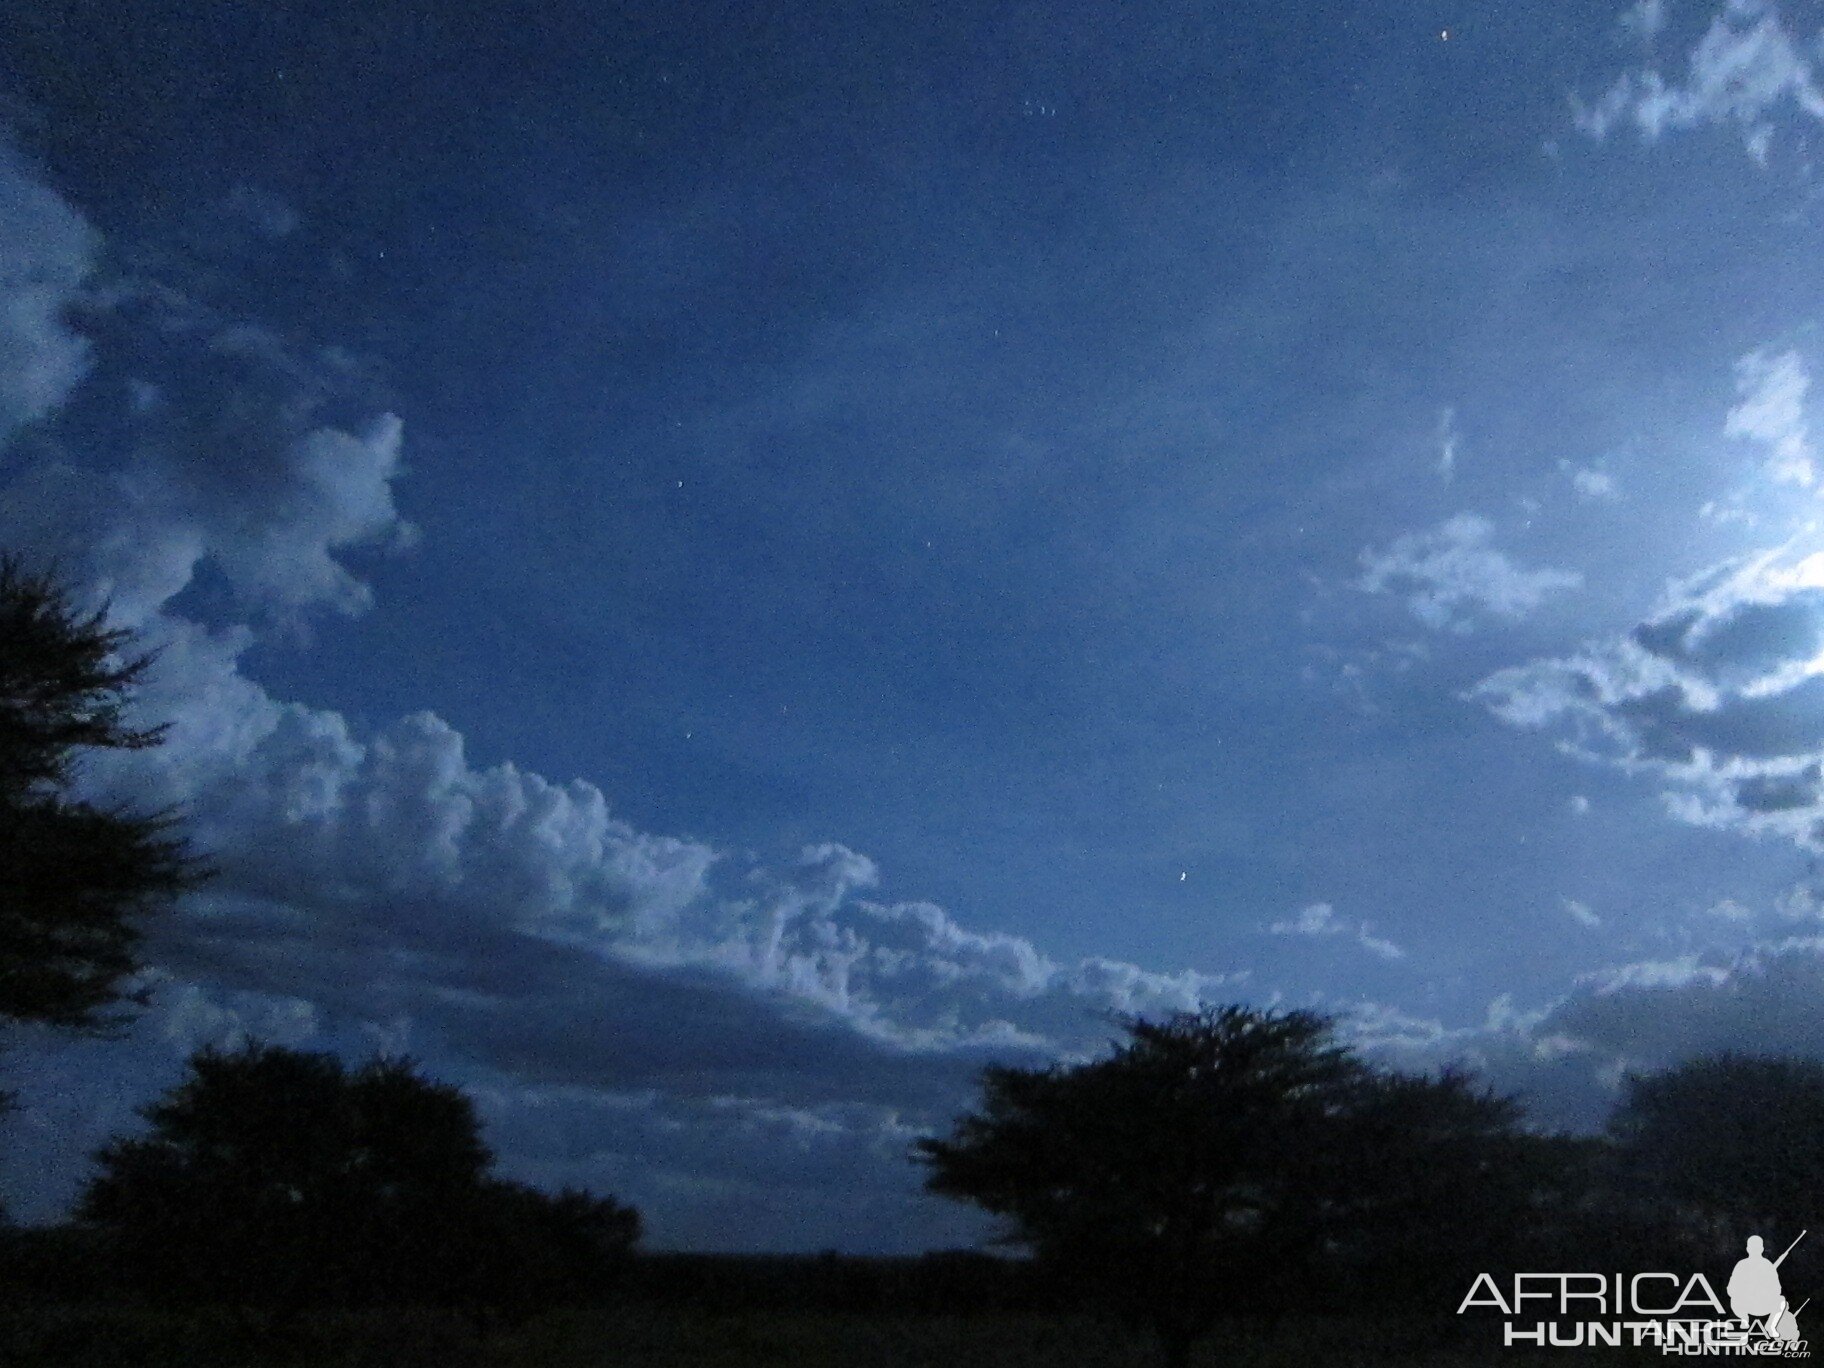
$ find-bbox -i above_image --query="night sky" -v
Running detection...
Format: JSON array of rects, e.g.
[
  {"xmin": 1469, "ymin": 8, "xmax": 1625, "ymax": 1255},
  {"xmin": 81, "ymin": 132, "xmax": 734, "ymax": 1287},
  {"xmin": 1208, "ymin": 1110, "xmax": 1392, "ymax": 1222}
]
[{"xmin": 8, "ymin": 0, "xmax": 1824, "ymax": 1250}]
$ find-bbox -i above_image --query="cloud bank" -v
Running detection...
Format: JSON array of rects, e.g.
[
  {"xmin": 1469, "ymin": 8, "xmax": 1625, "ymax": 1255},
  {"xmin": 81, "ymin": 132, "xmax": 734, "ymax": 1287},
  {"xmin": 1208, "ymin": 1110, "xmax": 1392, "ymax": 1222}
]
[
  {"xmin": 0, "ymin": 145, "xmax": 1245, "ymax": 1245},
  {"xmin": 11, "ymin": 112, "xmax": 1824, "ymax": 1251}
]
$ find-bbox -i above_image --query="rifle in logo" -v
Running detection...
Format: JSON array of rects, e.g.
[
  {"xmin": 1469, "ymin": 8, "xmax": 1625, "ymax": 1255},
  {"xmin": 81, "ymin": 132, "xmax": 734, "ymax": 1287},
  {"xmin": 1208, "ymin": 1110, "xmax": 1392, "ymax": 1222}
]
[{"xmin": 1773, "ymin": 1230, "xmax": 1806, "ymax": 1343}]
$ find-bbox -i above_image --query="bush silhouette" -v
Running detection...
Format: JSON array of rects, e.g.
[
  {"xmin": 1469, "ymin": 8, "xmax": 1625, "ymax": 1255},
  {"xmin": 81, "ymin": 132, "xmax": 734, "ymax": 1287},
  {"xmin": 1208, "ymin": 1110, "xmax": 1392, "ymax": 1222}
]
[{"xmin": 78, "ymin": 1042, "xmax": 638, "ymax": 1319}]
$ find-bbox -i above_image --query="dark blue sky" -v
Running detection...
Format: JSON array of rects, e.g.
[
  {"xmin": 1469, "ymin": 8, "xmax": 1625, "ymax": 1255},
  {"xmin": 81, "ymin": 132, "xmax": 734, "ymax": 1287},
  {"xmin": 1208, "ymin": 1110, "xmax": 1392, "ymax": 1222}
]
[{"xmin": 10, "ymin": 0, "xmax": 1824, "ymax": 1250}]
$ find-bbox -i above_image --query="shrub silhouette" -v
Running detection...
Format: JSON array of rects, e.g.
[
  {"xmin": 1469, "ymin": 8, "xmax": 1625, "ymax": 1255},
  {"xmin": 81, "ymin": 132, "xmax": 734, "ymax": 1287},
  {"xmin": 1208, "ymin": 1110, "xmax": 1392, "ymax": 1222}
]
[
  {"xmin": 447, "ymin": 1179, "xmax": 643, "ymax": 1327},
  {"xmin": 78, "ymin": 1042, "xmax": 637, "ymax": 1319}
]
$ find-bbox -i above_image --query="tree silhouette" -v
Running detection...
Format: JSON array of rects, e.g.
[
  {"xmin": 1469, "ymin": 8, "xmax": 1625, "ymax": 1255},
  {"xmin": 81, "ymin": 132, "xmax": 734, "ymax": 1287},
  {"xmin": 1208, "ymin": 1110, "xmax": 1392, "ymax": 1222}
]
[
  {"xmin": 78, "ymin": 1042, "xmax": 638, "ymax": 1318},
  {"xmin": 0, "ymin": 554, "xmax": 206, "ymax": 1031},
  {"xmin": 918, "ymin": 1007, "xmax": 1538, "ymax": 1367},
  {"xmin": 450, "ymin": 1179, "xmax": 643, "ymax": 1327},
  {"xmin": 1610, "ymin": 1053, "xmax": 1824, "ymax": 1257},
  {"xmin": 1323, "ymin": 1067, "xmax": 1575, "ymax": 1303}
]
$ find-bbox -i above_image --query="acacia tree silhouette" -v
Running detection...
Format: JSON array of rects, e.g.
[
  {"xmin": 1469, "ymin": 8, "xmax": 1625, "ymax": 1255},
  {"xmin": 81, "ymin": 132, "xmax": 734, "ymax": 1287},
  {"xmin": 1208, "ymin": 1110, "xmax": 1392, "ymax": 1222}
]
[
  {"xmin": 918, "ymin": 1006, "xmax": 1539, "ymax": 1368},
  {"xmin": 0, "ymin": 554, "xmax": 206, "ymax": 1031}
]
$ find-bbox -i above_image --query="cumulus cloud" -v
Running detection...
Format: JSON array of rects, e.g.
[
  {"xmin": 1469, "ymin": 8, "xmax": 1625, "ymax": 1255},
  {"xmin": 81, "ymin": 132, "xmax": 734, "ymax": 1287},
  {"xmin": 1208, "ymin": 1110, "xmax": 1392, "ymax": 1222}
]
[
  {"xmin": 1573, "ymin": 0, "xmax": 1824, "ymax": 162},
  {"xmin": 0, "ymin": 321, "xmax": 415, "ymax": 624},
  {"xmin": 1268, "ymin": 902, "xmax": 1406, "ymax": 962},
  {"xmin": 0, "ymin": 616, "xmax": 1250, "ymax": 1239},
  {"xmin": 0, "ymin": 152, "xmax": 414, "ymax": 626},
  {"xmin": 1357, "ymin": 514, "xmax": 1582, "ymax": 631},
  {"xmin": 0, "ymin": 144, "xmax": 1250, "ymax": 1242},
  {"xmin": 0, "ymin": 626, "xmax": 1246, "ymax": 1229},
  {"xmin": 99, "ymin": 645, "xmax": 1241, "ymax": 1073}
]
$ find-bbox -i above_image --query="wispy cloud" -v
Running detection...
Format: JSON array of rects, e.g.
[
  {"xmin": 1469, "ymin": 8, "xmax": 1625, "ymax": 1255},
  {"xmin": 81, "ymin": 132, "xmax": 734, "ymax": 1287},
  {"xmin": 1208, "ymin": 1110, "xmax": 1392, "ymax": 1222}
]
[
  {"xmin": 1619, "ymin": 0, "xmax": 1670, "ymax": 41},
  {"xmin": 1357, "ymin": 514, "xmax": 1582, "ymax": 632},
  {"xmin": 1268, "ymin": 902, "xmax": 1406, "ymax": 962},
  {"xmin": 1561, "ymin": 896, "xmax": 1603, "ymax": 929},
  {"xmin": 1728, "ymin": 348, "xmax": 1816, "ymax": 487},
  {"xmin": 1436, "ymin": 405, "xmax": 1459, "ymax": 483},
  {"xmin": 1573, "ymin": 0, "xmax": 1824, "ymax": 164},
  {"xmin": 0, "ymin": 139, "xmax": 96, "ymax": 443}
]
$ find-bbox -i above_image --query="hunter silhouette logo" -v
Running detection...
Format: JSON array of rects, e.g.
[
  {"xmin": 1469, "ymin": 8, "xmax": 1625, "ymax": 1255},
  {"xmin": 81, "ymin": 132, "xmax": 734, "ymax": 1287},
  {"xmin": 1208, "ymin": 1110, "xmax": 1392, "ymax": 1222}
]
[
  {"xmin": 1730, "ymin": 1233, "xmax": 1807, "ymax": 1346},
  {"xmin": 1457, "ymin": 1229, "xmax": 1811, "ymax": 1354}
]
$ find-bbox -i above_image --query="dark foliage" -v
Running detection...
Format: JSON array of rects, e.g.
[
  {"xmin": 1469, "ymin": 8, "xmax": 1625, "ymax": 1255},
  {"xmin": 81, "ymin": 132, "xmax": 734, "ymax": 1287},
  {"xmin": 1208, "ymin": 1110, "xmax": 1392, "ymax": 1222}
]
[
  {"xmin": 77, "ymin": 1043, "xmax": 638, "ymax": 1319},
  {"xmin": 0, "ymin": 554, "xmax": 207, "ymax": 1031},
  {"xmin": 0, "ymin": 1223, "xmax": 120, "ymax": 1306},
  {"xmin": 446, "ymin": 1179, "xmax": 644, "ymax": 1327},
  {"xmin": 626, "ymin": 1250, "xmax": 1052, "ymax": 1317},
  {"xmin": 1610, "ymin": 1052, "xmax": 1824, "ymax": 1262},
  {"xmin": 918, "ymin": 1007, "xmax": 1544, "ymax": 1367},
  {"xmin": 1323, "ymin": 1069, "xmax": 1597, "ymax": 1303}
]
